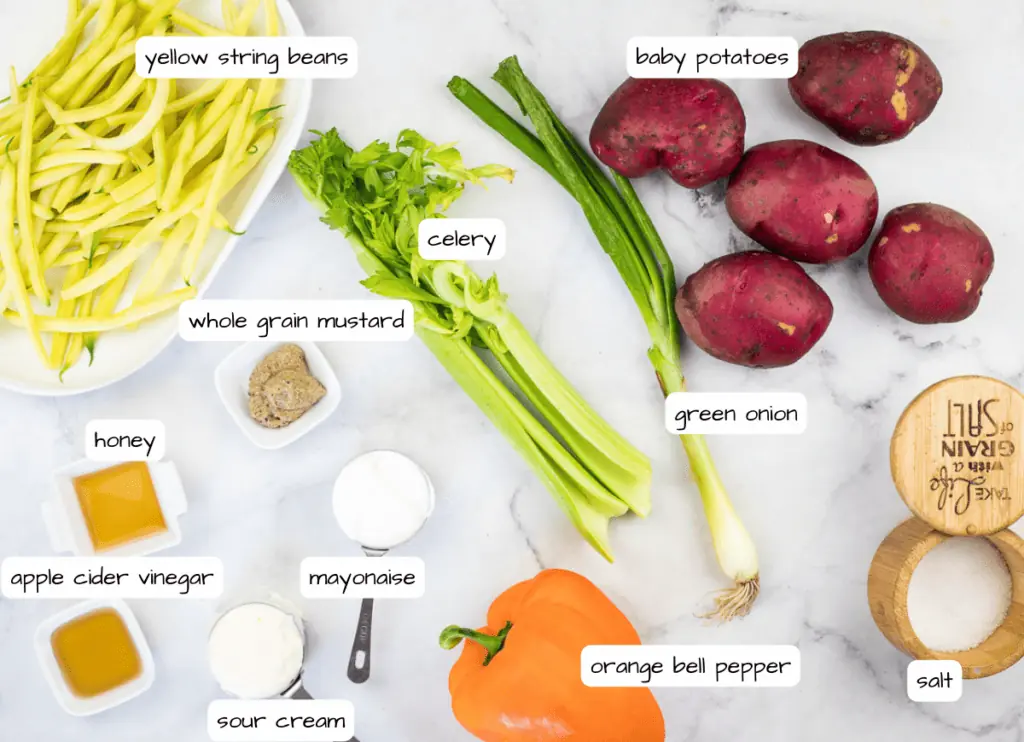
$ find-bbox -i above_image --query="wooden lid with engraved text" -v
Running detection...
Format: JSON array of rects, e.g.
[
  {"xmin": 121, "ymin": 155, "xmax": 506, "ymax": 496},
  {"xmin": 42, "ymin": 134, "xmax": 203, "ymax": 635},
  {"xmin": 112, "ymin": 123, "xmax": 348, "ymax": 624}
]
[{"xmin": 891, "ymin": 376, "xmax": 1024, "ymax": 536}]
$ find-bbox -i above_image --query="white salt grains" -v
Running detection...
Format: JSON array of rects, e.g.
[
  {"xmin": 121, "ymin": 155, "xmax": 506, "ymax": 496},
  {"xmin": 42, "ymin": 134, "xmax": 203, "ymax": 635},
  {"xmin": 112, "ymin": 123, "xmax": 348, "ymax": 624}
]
[{"xmin": 908, "ymin": 538, "xmax": 1012, "ymax": 652}]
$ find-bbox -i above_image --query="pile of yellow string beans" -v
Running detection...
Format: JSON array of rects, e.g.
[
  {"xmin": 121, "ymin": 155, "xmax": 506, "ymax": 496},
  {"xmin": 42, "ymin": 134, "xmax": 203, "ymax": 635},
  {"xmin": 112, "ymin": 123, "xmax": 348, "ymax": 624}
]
[{"xmin": 0, "ymin": 0, "xmax": 282, "ymax": 378}]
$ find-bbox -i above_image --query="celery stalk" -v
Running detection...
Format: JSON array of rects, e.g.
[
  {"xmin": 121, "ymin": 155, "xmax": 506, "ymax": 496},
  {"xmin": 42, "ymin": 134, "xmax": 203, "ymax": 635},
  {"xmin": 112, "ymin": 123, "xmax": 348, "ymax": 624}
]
[
  {"xmin": 476, "ymin": 314, "xmax": 650, "ymax": 516},
  {"xmin": 288, "ymin": 129, "xmax": 652, "ymax": 561},
  {"xmin": 416, "ymin": 327, "xmax": 626, "ymax": 559}
]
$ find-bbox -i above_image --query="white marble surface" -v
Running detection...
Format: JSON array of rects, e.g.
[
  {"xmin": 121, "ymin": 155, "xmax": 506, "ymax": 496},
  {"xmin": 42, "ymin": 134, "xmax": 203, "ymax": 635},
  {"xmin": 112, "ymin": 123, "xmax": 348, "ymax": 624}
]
[{"xmin": 3, "ymin": 0, "xmax": 1024, "ymax": 739}]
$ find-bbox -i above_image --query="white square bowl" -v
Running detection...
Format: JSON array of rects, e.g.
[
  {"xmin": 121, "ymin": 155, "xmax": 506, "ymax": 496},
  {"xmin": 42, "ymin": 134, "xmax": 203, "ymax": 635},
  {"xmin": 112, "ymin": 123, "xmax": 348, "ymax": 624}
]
[
  {"xmin": 43, "ymin": 460, "xmax": 187, "ymax": 557},
  {"xmin": 35, "ymin": 598, "xmax": 156, "ymax": 716},
  {"xmin": 214, "ymin": 342, "xmax": 341, "ymax": 450}
]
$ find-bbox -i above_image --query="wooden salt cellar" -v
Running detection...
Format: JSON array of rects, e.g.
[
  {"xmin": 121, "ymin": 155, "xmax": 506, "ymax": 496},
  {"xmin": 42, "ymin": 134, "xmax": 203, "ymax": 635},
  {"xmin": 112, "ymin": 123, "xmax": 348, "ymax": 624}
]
[
  {"xmin": 869, "ymin": 376, "xmax": 1024, "ymax": 679},
  {"xmin": 868, "ymin": 518, "xmax": 1024, "ymax": 679}
]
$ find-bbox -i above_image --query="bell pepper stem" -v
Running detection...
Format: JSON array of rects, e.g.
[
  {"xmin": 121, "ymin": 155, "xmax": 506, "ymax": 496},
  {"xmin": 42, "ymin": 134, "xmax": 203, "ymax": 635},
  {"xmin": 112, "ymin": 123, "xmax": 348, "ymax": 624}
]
[{"xmin": 439, "ymin": 621, "xmax": 513, "ymax": 666}]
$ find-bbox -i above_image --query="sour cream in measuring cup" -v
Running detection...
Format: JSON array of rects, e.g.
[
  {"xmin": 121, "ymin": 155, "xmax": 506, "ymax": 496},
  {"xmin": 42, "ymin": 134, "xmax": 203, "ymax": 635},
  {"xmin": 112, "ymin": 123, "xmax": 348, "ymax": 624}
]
[{"xmin": 208, "ymin": 602, "xmax": 305, "ymax": 699}]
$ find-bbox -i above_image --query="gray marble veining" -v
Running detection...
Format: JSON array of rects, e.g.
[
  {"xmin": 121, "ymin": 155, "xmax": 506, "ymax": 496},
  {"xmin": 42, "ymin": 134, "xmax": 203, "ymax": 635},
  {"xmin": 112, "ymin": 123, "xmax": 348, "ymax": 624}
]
[{"xmin": 2, "ymin": 0, "xmax": 1023, "ymax": 739}]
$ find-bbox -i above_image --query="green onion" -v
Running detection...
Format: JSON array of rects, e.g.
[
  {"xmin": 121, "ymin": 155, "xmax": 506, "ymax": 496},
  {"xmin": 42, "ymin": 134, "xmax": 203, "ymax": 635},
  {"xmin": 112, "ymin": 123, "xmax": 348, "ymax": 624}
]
[
  {"xmin": 288, "ymin": 128, "xmax": 652, "ymax": 561},
  {"xmin": 450, "ymin": 57, "xmax": 760, "ymax": 619}
]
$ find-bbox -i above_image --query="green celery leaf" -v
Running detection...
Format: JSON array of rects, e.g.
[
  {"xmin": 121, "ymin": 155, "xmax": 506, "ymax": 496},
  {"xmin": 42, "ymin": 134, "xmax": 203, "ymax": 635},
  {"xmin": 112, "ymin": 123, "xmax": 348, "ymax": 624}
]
[
  {"xmin": 362, "ymin": 274, "xmax": 446, "ymax": 304},
  {"xmin": 450, "ymin": 307, "xmax": 474, "ymax": 340},
  {"xmin": 471, "ymin": 164, "xmax": 515, "ymax": 183},
  {"xmin": 350, "ymin": 140, "xmax": 391, "ymax": 167},
  {"xmin": 397, "ymin": 129, "xmax": 431, "ymax": 152},
  {"xmin": 429, "ymin": 145, "xmax": 464, "ymax": 171}
]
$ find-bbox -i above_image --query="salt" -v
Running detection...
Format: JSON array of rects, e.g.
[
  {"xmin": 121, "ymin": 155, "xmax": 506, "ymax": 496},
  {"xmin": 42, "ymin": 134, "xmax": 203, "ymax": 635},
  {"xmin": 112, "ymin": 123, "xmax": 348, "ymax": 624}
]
[{"xmin": 907, "ymin": 537, "xmax": 1012, "ymax": 652}]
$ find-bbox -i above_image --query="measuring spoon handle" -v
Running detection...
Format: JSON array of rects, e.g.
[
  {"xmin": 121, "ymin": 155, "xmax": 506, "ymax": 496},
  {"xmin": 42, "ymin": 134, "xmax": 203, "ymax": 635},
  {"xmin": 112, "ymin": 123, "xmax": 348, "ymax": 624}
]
[{"xmin": 347, "ymin": 597, "xmax": 374, "ymax": 684}]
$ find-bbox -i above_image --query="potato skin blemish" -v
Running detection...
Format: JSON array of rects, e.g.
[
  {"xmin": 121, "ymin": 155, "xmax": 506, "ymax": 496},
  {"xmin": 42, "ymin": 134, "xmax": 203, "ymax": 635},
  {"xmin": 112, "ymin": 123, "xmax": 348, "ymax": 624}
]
[
  {"xmin": 890, "ymin": 89, "xmax": 908, "ymax": 121},
  {"xmin": 895, "ymin": 47, "xmax": 918, "ymax": 87}
]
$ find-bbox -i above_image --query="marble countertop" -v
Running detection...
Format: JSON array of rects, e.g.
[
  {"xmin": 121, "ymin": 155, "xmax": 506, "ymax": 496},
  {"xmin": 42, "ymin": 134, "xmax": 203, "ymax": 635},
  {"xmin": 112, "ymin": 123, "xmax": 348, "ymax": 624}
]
[{"xmin": 3, "ymin": 0, "xmax": 1024, "ymax": 739}]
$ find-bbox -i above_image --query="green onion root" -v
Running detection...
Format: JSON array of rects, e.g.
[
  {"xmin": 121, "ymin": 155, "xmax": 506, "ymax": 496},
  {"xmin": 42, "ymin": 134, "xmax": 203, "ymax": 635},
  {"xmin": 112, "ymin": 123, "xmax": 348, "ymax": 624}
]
[{"xmin": 681, "ymin": 434, "xmax": 760, "ymax": 620}]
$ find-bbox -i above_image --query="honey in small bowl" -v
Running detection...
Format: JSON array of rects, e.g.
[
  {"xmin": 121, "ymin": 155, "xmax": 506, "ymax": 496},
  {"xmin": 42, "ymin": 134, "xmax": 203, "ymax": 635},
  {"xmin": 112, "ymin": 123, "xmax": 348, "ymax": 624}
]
[
  {"xmin": 72, "ymin": 462, "xmax": 168, "ymax": 552},
  {"xmin": 51, "ymin": 607, "xmax": 142, "ymax": 698}
]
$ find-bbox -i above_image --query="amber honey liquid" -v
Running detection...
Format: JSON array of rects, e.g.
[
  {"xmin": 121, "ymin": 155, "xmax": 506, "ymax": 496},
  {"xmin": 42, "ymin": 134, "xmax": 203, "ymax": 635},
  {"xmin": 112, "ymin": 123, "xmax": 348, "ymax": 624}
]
[{"xmin": 72, "ymin": 462, "xmax": 168, "ymax": 552}]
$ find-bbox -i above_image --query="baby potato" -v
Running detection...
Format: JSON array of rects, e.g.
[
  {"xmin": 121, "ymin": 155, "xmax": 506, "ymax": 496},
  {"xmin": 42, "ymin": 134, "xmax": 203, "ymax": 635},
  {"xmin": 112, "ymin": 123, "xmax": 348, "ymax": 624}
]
[
  {"xmin": 675, "ymin": 251, "xmax": 834, "ymax": 368},
  {"xmin": 725, "ymin": 139, "xmax": 878, "ymax": 264},
  {"xmin": 788, "ymin": 31, "xmax": 942, "ymax": 146},
  {"xmin": 589, "ymin": 78, "xmax": 745, "ymax": 188},
  {"xmin": 868, "ymin": 203, "xmax": 993, "ymax": 324}
]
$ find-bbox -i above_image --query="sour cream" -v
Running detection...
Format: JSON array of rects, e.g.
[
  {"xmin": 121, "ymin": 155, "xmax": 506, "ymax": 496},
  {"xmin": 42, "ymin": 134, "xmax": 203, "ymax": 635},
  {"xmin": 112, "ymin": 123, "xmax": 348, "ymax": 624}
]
[{"xmin": 208, "ymin": 603, "xmax": 304, "ymax": 699}]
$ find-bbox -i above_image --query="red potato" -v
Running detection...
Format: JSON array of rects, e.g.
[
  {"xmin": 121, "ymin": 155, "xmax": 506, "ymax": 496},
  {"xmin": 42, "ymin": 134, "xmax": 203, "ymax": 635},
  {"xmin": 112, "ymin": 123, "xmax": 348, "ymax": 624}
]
[
  {"xmin": 725, "ymin": 139, "xmax": 878, "ymax": 264},
  {"xmin": 589, "ymin": 78, "xmax": 745, "ymax": 188},
  {"xmin": 868, "ymin": 203, "xmax": 993, "ymax": 324},
  {"xmin": 675, "ymin": 251, "xmax": 834, "ymax": 368},
  {"xmin": 789, "ymin": 31, "xmax": 943, "ymax": 146}
]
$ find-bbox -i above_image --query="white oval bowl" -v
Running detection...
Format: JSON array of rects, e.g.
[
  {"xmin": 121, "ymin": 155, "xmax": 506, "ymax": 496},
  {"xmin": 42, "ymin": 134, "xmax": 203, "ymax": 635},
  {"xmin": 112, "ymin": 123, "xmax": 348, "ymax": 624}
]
[{"xmin": 0, "ymin": 0, "xmax": 313, "ymax": 395}]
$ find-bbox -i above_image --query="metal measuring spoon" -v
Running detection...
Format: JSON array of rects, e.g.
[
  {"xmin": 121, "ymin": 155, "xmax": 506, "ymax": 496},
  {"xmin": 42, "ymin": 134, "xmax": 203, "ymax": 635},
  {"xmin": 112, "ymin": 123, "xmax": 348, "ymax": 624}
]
[
  {"xmin": 345, "ymin": 545, "xmax": 388, "ymax": 684},
  {"xmin": 332, "ymin": 451, "xmax": 435, "ymax": 685}
]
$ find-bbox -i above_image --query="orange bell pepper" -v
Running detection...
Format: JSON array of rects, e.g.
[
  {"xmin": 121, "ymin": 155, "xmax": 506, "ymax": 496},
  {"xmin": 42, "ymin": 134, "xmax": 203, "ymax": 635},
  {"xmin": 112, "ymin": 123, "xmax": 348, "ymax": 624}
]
[{"xmin": 441, "ymin": 569, "xmax": 665, "ymax": 741}]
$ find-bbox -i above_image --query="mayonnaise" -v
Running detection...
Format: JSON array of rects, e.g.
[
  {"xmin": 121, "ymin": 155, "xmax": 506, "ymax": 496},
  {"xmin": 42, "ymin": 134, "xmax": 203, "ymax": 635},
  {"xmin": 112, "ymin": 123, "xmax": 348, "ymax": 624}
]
[{"xmin": 332, "ymin": 450, "xmax": 434, "ymax": 550}]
